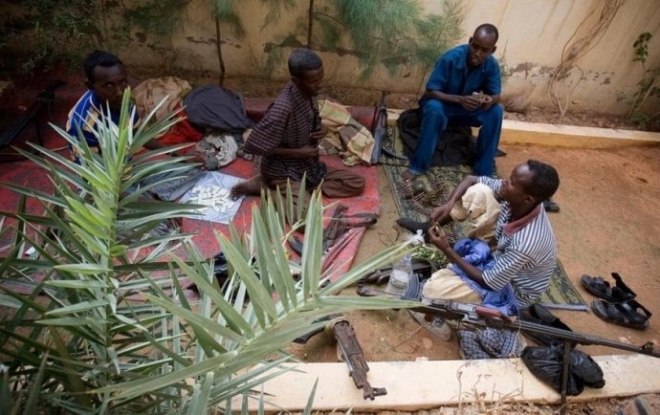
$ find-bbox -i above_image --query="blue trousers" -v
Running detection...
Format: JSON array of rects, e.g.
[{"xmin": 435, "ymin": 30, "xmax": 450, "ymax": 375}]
[{"xmin": 408, "ymin": 99, "xmax": 503, "ymax": 177}]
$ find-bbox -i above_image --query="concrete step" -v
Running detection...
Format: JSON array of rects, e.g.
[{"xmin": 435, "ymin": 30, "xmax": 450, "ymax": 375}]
[{"xmin": 229, "ymin": 354, "xmax": 660, "ymax": 412}]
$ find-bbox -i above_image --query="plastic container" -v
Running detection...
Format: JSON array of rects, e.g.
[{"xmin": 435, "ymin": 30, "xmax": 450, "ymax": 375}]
[{"xmin": 385, "ymin": 255, "xmax": 413, "ymax": 297}]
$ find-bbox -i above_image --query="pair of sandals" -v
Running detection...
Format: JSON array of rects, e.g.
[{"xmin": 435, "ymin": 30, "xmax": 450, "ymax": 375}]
[{"xmin": 580, "ymin": 272, "xmax": 652, "ymax": 330}]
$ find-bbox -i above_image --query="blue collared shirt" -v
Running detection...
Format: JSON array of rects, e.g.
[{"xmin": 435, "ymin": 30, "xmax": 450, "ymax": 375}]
[{"xmin": 424, "ymin": 44, "xmax": 501, "ymax": 97}]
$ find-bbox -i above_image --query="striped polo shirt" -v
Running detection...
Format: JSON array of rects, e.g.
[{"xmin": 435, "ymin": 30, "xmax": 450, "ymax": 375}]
[
  {"xmin": 65, "ymin": 90, "xmax": 139, "ymax": 162},
  {"xmin": 479, "ymin": 176, "xmax": 557, "ymax": 307}
]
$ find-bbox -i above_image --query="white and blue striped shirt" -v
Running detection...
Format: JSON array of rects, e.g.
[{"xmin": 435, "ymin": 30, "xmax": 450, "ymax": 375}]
[{"xmin": 478, "ymin": 177, "xmax": 557, "ymax": 307}]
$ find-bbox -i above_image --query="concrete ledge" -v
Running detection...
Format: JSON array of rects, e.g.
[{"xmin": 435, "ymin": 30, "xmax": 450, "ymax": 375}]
[
  {"xmin": 232, "ymin": 355, "xmax": 660, "ymax": 412},
  {"xmin": 501, "ymin": 120, "xmax": 660, "ymax": 148},
  {"xmin": 386, "ymin": 111, "xmax": 660, "ymax": 148}
]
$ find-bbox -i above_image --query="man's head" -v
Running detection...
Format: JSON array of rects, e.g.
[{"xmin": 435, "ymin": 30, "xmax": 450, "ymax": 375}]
[
  {"xmin": 468, "ymin": 24, "xmax": 498, "ymax": 68},
  {"xmin": 288, "ymin": 49, "xmax": 324, "ymax": 97},
  {"xmin": 500, "ymin": 159, "xmax": 560, "ymax": 208},
  {"xmin": 83, "ymin": 50, "xmax": 128, "ymax": 113}
]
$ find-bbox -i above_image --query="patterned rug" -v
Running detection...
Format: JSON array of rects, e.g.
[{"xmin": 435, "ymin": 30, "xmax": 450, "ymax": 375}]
[{"xmin": 380, "ymin": 123, "xmax": 587, "ymax": 310}]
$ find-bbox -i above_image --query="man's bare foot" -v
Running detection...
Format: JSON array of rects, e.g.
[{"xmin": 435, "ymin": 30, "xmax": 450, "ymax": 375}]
[
  {"xmin": 402, "ymin": 169, "xmax": 419, "ymax": 182},
  {"xmin": 230, "ymin": 175, "xmax": 264, "ymax": 200}
]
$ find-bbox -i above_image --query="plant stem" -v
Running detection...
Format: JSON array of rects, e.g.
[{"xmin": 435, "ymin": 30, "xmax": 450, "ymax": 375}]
[
  {"xmin": 215, "ymin": 16, "xmax": 225, "ymax": 86},
  {"xmin": 307, "ymin": 0, "xmax": 315, "ymax": 49}
]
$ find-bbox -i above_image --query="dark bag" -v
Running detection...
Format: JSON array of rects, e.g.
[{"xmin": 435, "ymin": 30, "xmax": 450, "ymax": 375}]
[
  {"xmin": 396, "ymin": 108, "xmax": 477, "ymax": 167},
  {"xmin": 521, "ymin": 344, "xmax": 605, "ymax": 396}
]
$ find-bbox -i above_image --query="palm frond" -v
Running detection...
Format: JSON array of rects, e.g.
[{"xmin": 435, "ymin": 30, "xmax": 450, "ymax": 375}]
[{"xmin": 0, "ymin": 89, "xmax": 420, "ymax": 413}]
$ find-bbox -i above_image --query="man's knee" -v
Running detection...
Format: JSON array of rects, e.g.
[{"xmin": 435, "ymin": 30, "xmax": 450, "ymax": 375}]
[
  {"xmin": 422, "ymin": 268, "xmax": 482, "ymax": 303},
  {"xmin": 421, "ymin": 99, "xmax": 448, "ymax": 119},
  {"xmin": 483, "ymin": 103, "xmax": 503, "ymax": 121}
]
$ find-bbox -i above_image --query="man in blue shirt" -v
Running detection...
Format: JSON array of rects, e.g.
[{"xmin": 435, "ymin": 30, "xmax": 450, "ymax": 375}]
[{"xmin": 404, "ymin": 24, "xmax": 503, "ymax": 180}]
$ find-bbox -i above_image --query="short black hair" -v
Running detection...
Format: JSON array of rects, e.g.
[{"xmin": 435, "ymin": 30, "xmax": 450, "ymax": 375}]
[
  {"xmin": 474, "ymin": 24, "xmax": 499, "ymax": 43},
  {"xmin": 524, "ymin": 159, "xmax": 560, "ymax": 202},
  {"xmin": 83, "ymin": 50, "xmax": 124, "ymax": 82},
  {"xmin": 288, "ymin": 49, "xmax": 323, "ymax": 78}
]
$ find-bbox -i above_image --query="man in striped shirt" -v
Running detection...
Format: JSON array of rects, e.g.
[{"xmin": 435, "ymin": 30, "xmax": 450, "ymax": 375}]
[
  {"xmin": 422, "ymin": 160, "xmax": 560, "ymax": 309},
  {"xmin": 231, "ymin": 49, "xmax": 365, "ymax": 202}
]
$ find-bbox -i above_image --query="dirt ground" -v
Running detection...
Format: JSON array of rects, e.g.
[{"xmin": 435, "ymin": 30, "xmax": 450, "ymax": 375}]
[
  {"xmin": 211, "ymin": 75, "xmax": 660, "ymax": 412},
  {"xmin": 285, "ymin": 144, "xmax": 660, "ymax": 413},
  {"xmin": 288, "ymin": 144, "xmax": 660, "ymax": 360}
]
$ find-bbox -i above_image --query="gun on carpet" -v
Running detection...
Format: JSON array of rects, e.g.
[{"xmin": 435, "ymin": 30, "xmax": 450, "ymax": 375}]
[{"xmin": 294, "ymin": 315, "xmax": 387, "ymax": 400}]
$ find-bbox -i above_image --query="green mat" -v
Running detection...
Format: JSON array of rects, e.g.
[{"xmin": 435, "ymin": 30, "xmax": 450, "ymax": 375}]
[{"xmin": 380, "ymin": 124, "xmax": 587, "ymax": 310}]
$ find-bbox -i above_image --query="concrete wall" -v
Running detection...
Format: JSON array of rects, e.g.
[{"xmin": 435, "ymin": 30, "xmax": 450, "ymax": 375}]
[
  {"xmin": 7, "ymin": 0, "xmax": 660, "ymax": 115},
  {"xmin": 456, "ymin": 0, "xmax": 660, "ymax": 114}
]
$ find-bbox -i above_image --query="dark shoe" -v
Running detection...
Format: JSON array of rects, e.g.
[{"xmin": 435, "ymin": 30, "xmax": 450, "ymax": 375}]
[
  {"xmin": 580, "ymin": 272, "xmax": 636, "ymax": 302},
  {"xmin": 543, "ymin": 199, "xmax": 560, "ymax": 213},
  {"xmin": 591, "ymin": 298, "xmax": 652, "ymax": 330},
  {"xmin": 495, "ymin": 148, "xmax": 507, "ymax": 157},
  {"xmin": 396, "ymin": 218, "xmax": 430, "ymax": 235}
]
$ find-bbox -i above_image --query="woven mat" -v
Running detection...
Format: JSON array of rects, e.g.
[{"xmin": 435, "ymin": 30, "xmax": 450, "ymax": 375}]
[{"xmin": 380, "ymin": 124, "xmax": 586, "ymax": 310}]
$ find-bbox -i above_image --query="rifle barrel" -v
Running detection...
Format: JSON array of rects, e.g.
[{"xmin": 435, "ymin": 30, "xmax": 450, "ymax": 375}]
[
  {"xmin": 418, "ymin": 304, "xmax": 660, "ymax": 358},
  {"xmin": 515, "ymin": 319, "xmax": 660, "ymax": 358}
]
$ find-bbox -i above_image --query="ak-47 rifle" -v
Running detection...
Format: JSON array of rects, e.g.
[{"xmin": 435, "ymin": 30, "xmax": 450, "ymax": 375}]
[
  {"xmin": 413, "ymin": 299, "xmax": 660, "ymax": 358},
  {"xmin": 413, "ymin": 298, "xmax": 659, "ymax": 415},
  {"xmin": 369, "ymin": 91, "xmax": 388, "ymax": 165},
  {"xmin": 293, "ymin": 315, "xmax": 387, "ymax": 400},
  {"xmin": 330, "ymin": 316, "xmax": 388, "ymax": 400}
]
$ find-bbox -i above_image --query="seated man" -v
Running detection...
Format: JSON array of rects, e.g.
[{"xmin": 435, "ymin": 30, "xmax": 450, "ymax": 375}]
[
  {"xmin": 404, "ymin": 23, "xmax": 503, "ymax": 180},
  {"xmin": 66, "ymin": 50, "xmax": 201, "ymax": 201},
  {"xmin": 231, "ymin": 49, "xmax": 365, "ymax": 202},
  {"xmin": 402, "ymin": 159, "xmax": 560, "ymax": 310},
  {"xmin": 67, "ymin": 51, "xmax": 164, "ymax": 161}
]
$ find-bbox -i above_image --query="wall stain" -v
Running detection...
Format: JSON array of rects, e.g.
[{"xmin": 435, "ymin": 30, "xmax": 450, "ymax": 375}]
[
  {"xmin": 186, "ymin": 36, "xmax": 214, "ymax": 45},
  {"xmin": 264, "ymin": 35, "xmax": 364, "ymax": 59},
  {"xmin": 509, "ymin": 62, "xmax": 614, "ymax": 82}
]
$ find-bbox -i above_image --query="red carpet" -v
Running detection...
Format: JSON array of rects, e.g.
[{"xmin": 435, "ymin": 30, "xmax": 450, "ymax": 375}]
[
  {"xmin": 0, "ymin": 71, "xmax": 380, "ymax": 284},
  {"xmin": 183, "ymin": 156, "xmax": 379, "ymax": 281}
]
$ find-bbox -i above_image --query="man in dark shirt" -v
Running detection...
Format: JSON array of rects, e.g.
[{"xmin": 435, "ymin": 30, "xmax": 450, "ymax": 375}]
[
  {"xmin": 231, "ymin": 49, "xmax": 365, "ymax": 201},
  {"xmin": 404, "ymin": 24, "xmax": 503, "ymax": 180}
]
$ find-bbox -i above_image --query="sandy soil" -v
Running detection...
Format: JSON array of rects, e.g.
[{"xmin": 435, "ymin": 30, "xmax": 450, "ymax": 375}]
[
  {"xmin": 289, "ymin": 145, "xmax": 660, "ymax": 361},
  {"xmin": 285, "ymin": 144, "xmax": 660, "ymax": 413}
]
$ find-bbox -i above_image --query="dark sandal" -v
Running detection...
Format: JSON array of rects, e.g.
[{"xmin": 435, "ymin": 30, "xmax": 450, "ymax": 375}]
[
  {"xmin": 591, "ymin": 299, "xmax": 652, "ymax": 330},
  {"xmin": 580, "ymin": 272, "xmax": 636, "ymax": 302}
]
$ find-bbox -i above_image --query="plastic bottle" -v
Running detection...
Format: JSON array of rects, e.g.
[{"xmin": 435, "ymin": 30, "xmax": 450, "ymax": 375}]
[{"xmin": 385, "ymin": 255, "xmax": 413, "ymax": 297}]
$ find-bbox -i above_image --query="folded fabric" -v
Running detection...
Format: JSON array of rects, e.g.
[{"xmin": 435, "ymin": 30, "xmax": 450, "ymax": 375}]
[
  {"xmin": 458, "ymin": 327, "xmax": 525, "ymax": 359},
  {"xmin": 133, "ymin": 76, "xmax": 192, "ymax": 122},
  {"xmin": 318, "ymin": 99, "xmax": 375, "ymax": 165},
  {"xmin": 449, "ymin": 183, "xmax": 501, "ymax": 246},
  {"xmin": 450, "ymin": 238, "xmax": 518, "ymax": 316}
]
